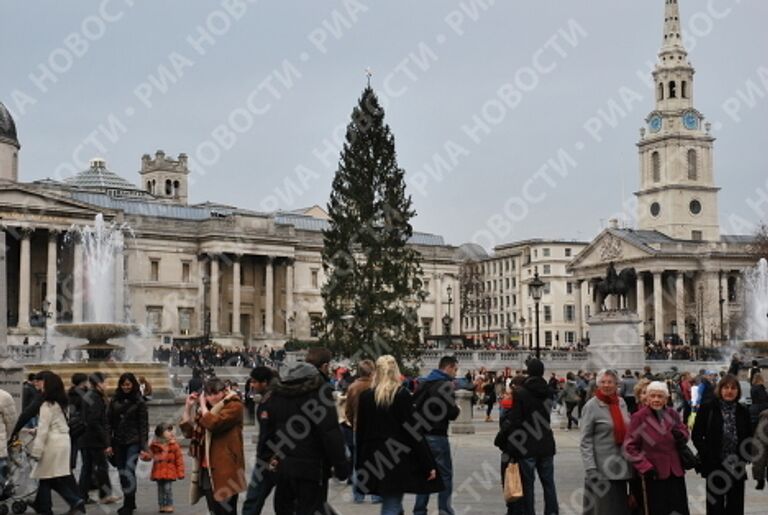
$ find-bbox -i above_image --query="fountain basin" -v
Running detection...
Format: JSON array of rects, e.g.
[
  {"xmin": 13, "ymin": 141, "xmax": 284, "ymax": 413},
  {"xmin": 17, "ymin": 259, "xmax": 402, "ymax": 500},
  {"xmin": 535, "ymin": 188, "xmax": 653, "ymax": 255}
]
[
  {"xmin": 743, "ymin": 340, "xmax": 768, "ymax": 355},
  {"xmin": 55, "ymin": 323, "xmax": 140, "ymax": 344}
]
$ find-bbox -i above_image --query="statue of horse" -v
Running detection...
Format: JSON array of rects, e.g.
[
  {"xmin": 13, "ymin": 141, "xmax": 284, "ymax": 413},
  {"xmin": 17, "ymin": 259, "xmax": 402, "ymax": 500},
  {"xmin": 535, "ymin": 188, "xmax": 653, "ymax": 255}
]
[{"xmin": 594, "ymin": 263, "xmax": 636, "ymax": 310}]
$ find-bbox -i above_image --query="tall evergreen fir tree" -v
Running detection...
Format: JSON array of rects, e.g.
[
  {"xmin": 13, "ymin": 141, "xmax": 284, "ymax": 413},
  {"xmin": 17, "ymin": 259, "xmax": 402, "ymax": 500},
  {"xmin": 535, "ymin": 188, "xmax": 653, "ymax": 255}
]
[{"xmin": 321, "ymin": 86, "xmax": 424, "ymax": 363}]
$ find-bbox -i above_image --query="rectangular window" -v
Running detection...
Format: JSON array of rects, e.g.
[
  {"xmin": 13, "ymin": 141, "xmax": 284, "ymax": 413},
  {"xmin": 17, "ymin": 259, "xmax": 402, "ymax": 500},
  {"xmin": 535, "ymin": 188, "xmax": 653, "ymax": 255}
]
[
  {"xmin": 543, "ymin": 265, "xmax": 551, "ymax": 275},
  {"xmin": 512, "ymin": 294, "xmax": 517, "ymax": 306},
  {"xmin": 542, "ymin": 248, "xmax": 550, "ymax": 257},
  {"xmin": 146, "ymin": 306, "xmax": 163, "ymax": 333},
  {"xmin": 543, "ymin": 283, "xmax": 551, "ymax": 295},
  {"xmin": 565, "ymin": 331, "xmax": 575, "ymax": 344},
  {"xmin": 566, "ymin": 282, "xmax": 573, "ymax": 295},
  {"xmin": 565, "ymin": 248, "xmax": 572, "ymax": 257},
  {"xmin": 564, "ymin": 304, "xmax": 575, "ymax": 322},
  {"xmin": 181, "ymin": 262, "xmax": 191, "ymax": 283},
  {"xmin": 178, "ymin": 308, "xmax": 194, "ymax": 335},
  {"xmin": 150, "ymin": 260, "xmax": 159, "ymax": 282},
  {"xmin": 422, "ymin": 318, "xmax": 432, "ymax": 337},
  {"xmin": 311, "ymin": 269, "xmax": 319, "ymax": 289},
  {"xmin": 543, "ymin": 305, "xmax": 552, "ymax": 323},
  {"xmin": 692, "ymin": 230, "xmax": 703, "ymax": 241},
  {"xmin": 423, "ymin": 279, "xmax": 430, "ymax": 297},
  {"xmin": 310, "ymin": 313, "xmax": 323, "ymax": 337},
  {"xmin": 511, "ymin": 259, "xmax": 516, "ymax": 270},
  {"xmin": 545, "ymin": 331, "xmax": 553, "ymax": 346}
]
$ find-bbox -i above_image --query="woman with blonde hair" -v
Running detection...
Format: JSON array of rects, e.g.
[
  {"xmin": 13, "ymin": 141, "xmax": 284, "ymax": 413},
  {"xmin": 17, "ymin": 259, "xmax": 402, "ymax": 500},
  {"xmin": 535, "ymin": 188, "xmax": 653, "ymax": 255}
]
[
  {"xmin": 633, "ymin": 378, "xmax": 651, "ymax": 407},
  {"xmin": 356, "ymin": 355, "xmax": 442, "ymax": 515}
]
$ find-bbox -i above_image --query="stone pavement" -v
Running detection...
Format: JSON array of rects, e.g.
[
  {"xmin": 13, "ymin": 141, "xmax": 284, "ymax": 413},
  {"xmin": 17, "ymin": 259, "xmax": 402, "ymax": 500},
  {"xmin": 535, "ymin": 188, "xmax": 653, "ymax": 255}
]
[{"xmin": 51, "ymin": 408, "xmax": 766, "ymax": 514}]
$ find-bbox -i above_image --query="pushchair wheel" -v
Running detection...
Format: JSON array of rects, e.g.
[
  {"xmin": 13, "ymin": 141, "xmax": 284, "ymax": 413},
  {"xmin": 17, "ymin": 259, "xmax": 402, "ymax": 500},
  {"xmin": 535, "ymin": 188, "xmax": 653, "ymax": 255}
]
[
  {"xmin": 0, "ymin": 503, "xmax": 8, "ymax": 515},
  {"xmin": 10, "ymin": 501, "xmax": 24, "ymax": 514}
]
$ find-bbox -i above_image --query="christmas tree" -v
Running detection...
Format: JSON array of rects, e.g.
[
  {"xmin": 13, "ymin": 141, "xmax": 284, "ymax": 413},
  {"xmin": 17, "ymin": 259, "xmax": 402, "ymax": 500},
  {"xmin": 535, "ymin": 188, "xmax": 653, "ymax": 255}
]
[{"xmin": 321, "ymin": 86, "xmax": 424, "ymax": 363}]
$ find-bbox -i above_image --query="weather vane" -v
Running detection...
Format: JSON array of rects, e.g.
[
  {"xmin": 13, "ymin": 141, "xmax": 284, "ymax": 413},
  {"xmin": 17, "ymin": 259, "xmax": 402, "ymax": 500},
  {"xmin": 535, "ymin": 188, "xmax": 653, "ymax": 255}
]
[{"xmin": 365, "ymin": 67, "xmax": 373, "ymax": 87}]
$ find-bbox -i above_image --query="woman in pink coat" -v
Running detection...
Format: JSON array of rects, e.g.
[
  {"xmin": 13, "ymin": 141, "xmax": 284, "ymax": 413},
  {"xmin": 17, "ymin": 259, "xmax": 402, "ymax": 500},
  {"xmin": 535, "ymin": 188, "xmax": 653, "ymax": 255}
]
[{"xmin": 623, "ymin": 381, "xmax": 690, "ymax": 515}]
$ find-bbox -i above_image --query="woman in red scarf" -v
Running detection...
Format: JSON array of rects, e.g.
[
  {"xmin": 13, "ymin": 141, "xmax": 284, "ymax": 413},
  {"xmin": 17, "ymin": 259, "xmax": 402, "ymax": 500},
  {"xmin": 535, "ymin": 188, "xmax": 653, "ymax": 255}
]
[{"xmin": 579, "ymin": 369, "xmax": 634, "ymax": 515}]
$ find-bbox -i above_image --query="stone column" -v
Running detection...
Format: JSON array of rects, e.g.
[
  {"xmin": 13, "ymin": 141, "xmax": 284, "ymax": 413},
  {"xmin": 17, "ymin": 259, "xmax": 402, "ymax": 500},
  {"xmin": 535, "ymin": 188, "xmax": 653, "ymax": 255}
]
[
  {"xmin": 285, "ymin": 259, "xmax": 294, "ymax": 334},
  {"xmin": 232, "ymin": 257, "xmax": 241, "ymax": 334},
  {"xmin": 653, "ymin": 271, "xmax": 664, "ymax": 342},
  {"xmin": 574, "ymin": 280, "xmax": 583, "ymax": 340},
  {"xmin": 434, "ymin": 273, "xmax": 443, "ymax": 335},
  {"xmin": 46, "ymin": 231, "xmax": 58, "ymax": 327},
  {"xmin": 0, "ymin": 230, "xmax": 7, "ymax": 352},
  {"xmin": 73, "ymin": 240, "xmax": 84, "ymax": 323},
  {"xmin": 451, "ymin": 390, "xmax": 475, "ymax": 435},
  {"xmin": 675, "ymin": 272, "xmax": 685, "ymax": 340},
  {"xmin": 210, "ymin": 256, "xmax": 220, "ymax": 333},
  {"xmin": 452, "ymin": 278, "xmax": 460, "ymax": 334},
  {"xmin": 113, "ymin": 232, "xmax": 124, "ymax": 322},
  {"xmin": 17, "ymin": 229, "xmax": 31, "ymax": 330},
  {"xmin": 636, "ymin": 273, "xmax": 646, "ymax": 326},
  {"xmin": 265, "ymin": 256, "xmax": 274, "ymax": 334},
  {"xmin": 197, "ymin": 256, "xmax": 206, "ymax": 333}
]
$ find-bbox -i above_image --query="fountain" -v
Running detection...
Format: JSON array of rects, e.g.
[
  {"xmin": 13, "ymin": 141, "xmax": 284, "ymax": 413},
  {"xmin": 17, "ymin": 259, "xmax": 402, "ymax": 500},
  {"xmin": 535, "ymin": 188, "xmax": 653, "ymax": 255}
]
[
  {"xmin": 741, "ymin": 258, "xmax": 768, "ymax": 355},
  {"xmin": 26, "ymin": 214, "xmax": 175, "ymax": 400}
]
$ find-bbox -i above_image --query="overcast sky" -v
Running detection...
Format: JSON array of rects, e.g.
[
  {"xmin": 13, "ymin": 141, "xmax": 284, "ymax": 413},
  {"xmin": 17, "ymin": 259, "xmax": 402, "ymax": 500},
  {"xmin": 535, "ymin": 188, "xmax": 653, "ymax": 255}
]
[{"xmin": 2, "ymin": 0, "xmax": 767, "ymax": 249}]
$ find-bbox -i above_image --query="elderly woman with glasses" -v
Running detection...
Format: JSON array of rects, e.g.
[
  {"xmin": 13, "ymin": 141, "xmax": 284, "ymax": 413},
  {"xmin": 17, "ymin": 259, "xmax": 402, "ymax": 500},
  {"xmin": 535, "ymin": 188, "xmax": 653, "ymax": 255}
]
[
  {"xmin": 624, "ymin": 381, "xmax": 690, "ymax": 515},
  {"xmin": 579, "ymin": 369, "xmax": 633, "ymax": 514}
]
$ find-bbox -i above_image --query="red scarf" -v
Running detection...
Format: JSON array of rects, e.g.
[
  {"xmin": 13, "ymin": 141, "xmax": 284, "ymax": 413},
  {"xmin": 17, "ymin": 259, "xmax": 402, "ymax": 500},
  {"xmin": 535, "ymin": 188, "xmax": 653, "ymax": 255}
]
[{"xmin": 595, "ymin": 390, "xmax": 627, "ymax": 444}]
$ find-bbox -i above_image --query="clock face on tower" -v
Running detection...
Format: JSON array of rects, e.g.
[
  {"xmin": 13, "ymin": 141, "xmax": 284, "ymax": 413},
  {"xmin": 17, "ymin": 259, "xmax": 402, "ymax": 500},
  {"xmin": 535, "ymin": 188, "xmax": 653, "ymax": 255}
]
[
  {"xmin": 682, "ymin": 111, "xmax": 699, "ymax": 130},
  {"xmin": 649, "ymin": 115, "xmax": 662, "ymax": 133}
]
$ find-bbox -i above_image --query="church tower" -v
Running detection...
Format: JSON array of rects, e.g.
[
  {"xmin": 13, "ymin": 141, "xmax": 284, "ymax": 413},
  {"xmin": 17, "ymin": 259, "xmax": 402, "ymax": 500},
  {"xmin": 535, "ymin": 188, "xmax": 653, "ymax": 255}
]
[
  {"xmin": 636, "ymin": 0, "xmax": 720, "ymax": 241},
  {"xmin": 0, "ymin": 102, "xmax": 20, "ymax": 182},
  {"xmin": 139, "ymin": 150, "xmax": 190, "ymax": 204}
]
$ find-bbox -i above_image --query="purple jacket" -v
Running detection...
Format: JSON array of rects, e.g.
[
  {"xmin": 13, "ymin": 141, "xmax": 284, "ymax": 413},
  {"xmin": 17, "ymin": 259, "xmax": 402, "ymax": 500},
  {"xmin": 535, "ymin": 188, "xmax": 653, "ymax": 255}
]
[{"xmin": 623, "ymin": 406, "xmax": 688, "ymax": 479}]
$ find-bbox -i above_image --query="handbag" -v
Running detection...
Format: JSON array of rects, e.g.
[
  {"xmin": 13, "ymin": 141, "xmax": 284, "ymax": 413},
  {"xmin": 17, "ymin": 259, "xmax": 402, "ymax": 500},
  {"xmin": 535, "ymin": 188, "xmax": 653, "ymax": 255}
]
[
  {"xmin": 676, "ymin": 439, "xmax": 701, "ymax": 471},
  {"xmin": 503, "ymin": 462, "xmax": 524, "ymax": 502}
]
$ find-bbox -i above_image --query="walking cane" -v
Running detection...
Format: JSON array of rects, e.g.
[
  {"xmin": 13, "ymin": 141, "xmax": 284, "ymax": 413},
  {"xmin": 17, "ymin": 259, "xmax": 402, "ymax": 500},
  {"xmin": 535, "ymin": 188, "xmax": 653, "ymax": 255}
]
[{"xmin": 641, "ymin": 475, "xmax": 650, "ymax": 515}]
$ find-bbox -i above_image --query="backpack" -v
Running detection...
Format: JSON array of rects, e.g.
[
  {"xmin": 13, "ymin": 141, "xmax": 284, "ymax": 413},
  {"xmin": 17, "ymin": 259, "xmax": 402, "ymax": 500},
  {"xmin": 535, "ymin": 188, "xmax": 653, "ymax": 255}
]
[{"xmin": 68, "ymin": 404, "xmax": 86, "ymax": 440}]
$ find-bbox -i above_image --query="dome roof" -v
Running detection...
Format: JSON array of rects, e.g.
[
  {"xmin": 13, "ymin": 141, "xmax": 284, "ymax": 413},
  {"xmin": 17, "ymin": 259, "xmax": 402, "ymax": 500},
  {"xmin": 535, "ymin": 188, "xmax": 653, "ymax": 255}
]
[
  {"xmin": 0, "ymin": 102, "xmax": 19, "ymax": 147},
  {"xmin": 64, "ymin": 158, "xmax": 141, "ymax": 191}
]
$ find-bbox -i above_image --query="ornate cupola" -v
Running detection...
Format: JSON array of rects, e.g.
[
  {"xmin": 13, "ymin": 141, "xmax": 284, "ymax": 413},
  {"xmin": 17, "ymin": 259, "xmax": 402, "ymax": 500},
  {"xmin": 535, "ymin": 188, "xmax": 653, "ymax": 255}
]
[
  {"xmin": 635, "ymin": 0, "xmax": 720, "ymax": 242},
  {"xmin": 0, "ymin": 101, "xmax": 20, "ymax": 182},
  {"xmin": 139, "ymin": 150, "xmax": 190, "ymax": 204}
]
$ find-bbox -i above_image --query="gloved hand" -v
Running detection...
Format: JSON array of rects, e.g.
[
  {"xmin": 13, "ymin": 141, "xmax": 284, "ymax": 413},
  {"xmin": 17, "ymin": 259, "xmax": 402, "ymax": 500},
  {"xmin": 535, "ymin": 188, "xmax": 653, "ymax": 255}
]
[
  {"xmin": 757, "ymin": 479, "xmax": 765, "ymax": 490},
  {"xmin": 642, "ymin": 468, "xmax": 657, "ymax": 481},
  {"xmin": 333, "ymin": 460, "xmax": 351, "ymax": 482}
]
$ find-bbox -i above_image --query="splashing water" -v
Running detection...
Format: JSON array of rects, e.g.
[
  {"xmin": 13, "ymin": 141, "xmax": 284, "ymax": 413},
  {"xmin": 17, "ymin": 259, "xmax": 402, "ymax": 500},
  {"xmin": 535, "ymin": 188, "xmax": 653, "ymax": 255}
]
[
  {"xmin": 75, "ymin": 214, "xmax": 126, "ymax": 323},
  {"xmin": 744, "ymin": 258, "xmax": 768, "ymax": 341}
]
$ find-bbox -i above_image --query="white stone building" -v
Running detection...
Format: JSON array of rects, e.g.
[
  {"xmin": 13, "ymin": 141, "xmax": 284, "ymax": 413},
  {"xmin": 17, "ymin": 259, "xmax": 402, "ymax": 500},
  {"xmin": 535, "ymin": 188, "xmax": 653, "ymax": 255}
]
[
  {"xmin": 568, "ymin": 0, "xmax": 758, "ymax": 347},
  {"xmin": 461, "ymin": 240, "xmax": 589, "ymax": 349},
  {"xmin": 0, "ymin": 115, "xmax": 460, "ymax": 358}
]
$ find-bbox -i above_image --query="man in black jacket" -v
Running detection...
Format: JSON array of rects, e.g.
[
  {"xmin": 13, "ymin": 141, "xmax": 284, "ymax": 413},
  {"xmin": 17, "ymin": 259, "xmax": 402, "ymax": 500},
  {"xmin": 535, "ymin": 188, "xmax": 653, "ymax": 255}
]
[
  {"xmin": 495, "ymin": 359, "xmax": 559, "ymax": 515},
  {"xmin": 412, "ymin": 355, "xmax": 460, "ymax": 515},
  {"xmin": 11, "ymin": 371, "xmax": 50, "ymax": 438},
  {"xmin": 242, "ymin": 366, "xmax": 276, "ymax": 515},
  {"xmin": 261, "ymin": 347, "xmax": 348, "ymax": 514}
]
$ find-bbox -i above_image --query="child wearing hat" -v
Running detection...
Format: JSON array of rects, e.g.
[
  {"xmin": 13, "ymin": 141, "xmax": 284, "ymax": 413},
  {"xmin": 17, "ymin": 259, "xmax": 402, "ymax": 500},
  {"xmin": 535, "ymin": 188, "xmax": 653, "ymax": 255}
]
[{"xmin": 148, "ymin": 423, "xmax": 185, "ymax": 513}]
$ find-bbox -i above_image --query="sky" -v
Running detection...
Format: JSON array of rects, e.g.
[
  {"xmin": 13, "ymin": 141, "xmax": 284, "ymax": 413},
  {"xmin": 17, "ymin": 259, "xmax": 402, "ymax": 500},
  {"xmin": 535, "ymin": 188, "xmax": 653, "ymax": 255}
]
[{"xmin": 2, "ymin": 0, "xmax": 767, "ymax": 249}]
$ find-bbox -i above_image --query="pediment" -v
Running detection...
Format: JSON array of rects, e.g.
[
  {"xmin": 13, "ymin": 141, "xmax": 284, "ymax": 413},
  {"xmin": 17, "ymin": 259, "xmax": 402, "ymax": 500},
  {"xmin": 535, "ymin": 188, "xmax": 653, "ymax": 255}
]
[
  {"xmin": 0, "ymin": 184, "xmax": 111, "ymax": 225},
  {"xmin": 569, "ymin": 229, "xmax": 655, "ymax": 271}
]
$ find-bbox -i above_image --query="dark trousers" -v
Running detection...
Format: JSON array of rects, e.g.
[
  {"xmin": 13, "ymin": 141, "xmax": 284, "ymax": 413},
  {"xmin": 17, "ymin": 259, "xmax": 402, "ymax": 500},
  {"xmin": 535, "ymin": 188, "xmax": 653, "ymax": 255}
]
[
  {"xmin": 706, "ymin": 470, "xmax": 745, "ymax": 515},
  {"xmin": 114, "ymin": 443, "xmax": 140, "ymax": 510},
  {"xmin": 643, "ymin": 475, "xmax": 690, "ymax": 515},
  {"xmin": 565, "ymin": 402, "xmax": 579, "ymax": 429},
  {"xmin": 624, "ymin": 396, "xmax": 637, "ymax": 414},
  {"xmin": 519, "ymin": 456, "xmax": 559, "ymax": 515},
  {"xmin": 241, "ymin": 464, "xmax": 276, "ymax": 515},
  {"xmin": 201, "ymin": 467, "xmax": 239, "ymax": 514},
  {"xmin": 274, "ymin": 475, "xmax": 333, "ymax": 515},
  {"xmin": 36, "ymin": 474, "xmax": 84, "ymax": 515},
  {"xmin": 78, "ymin": 447, "xmax": 111, "ymax": 499}
]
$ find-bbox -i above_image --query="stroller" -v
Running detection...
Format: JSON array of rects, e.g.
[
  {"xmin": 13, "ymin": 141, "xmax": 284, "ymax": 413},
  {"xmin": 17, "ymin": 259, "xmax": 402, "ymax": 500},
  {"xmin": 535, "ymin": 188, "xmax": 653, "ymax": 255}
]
[{"xmin": 0, "ymin": 434, "xmax": 39, "ymax": 514}]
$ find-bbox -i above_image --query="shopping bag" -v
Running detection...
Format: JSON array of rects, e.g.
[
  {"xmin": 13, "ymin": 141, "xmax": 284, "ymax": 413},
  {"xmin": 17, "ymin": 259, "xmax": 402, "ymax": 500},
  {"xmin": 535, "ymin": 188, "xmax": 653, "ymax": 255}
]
[{"xmin": 503, "ymin": 462, "xmax": 524, "ymax": 502}]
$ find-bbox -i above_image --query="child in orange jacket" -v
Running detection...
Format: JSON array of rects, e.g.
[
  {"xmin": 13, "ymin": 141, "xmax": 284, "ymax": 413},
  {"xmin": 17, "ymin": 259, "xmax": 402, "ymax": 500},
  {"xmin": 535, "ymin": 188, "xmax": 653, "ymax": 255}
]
[{"xmin": 149, "ymin": 423, "xmax": 185, "ymax": 513}]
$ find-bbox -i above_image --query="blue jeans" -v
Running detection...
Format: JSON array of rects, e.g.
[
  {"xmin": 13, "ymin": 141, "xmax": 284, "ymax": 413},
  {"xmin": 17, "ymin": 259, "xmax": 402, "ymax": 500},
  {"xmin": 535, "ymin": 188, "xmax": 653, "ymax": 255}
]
[
  {"xmin": 380, "ymin": 493, "xmax": 404, "ymax": 515},
  {"xmin": 241, "ymin": 463, "xmax": 276, "ymax": 515},
  {"xmin": 518, "ymin": 456, "xmax": 558, "ymax": 515},
  {"xmin": 35, "ymin": 475, "xmax": 84, "ymax": 515},
  {"xmin": 115, "ymin": 443, "xmax": 141, "ymax": 510},
  {"xmin": 414, "ymin": 435, "xmax": 454, "ymax": 515},
  {"xmin": 157, "ymin": 480, "xmax": 173, "ymax": 508}
]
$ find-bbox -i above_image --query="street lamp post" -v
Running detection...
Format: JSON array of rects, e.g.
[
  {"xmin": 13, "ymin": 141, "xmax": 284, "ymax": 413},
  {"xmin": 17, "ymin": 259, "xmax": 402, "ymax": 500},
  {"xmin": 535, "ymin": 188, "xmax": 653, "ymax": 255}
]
[
  {"xmin": 519, "ymin": 317, "xmax": 526, "ymax": 349},
  {"xmin": 442, "ymin": 285, "xmax": 453, "ymax": 336},
  {"xmin": 529, "ymin": 272, "xmax": 545, "ymax": 359}
]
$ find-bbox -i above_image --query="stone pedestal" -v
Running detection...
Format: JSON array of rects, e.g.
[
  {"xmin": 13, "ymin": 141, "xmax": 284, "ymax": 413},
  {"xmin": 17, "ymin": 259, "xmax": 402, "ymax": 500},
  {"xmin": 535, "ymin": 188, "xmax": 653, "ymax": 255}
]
[
  {"xmin": 587, "ymin": 310, "xmax": 645, "ymax": 372},
  {"xmin": 0, "ymin": 358, "xmax": 25, "ymax": 414},
  {"xmin": 451, "ymin": 390, "xmax": 475, "ymax": 435}
]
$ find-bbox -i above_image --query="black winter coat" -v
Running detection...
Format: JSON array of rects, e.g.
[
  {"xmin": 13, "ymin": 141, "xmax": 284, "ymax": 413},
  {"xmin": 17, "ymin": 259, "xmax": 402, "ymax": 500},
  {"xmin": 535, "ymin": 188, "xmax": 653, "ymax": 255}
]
[
  {"xmin": 261, "ymin": 368, "xmax": 348, "ymax": 482},
  {"xmin": 494, "ymin": 376, "xmax": 556, "ymax": 460},
  {"xmin": 692, "ymin": 399, "xmax": 752, "ymax": 475},
  {"xmin": 413, "ymin": 378, "xmax": 460, "ymax": 437},
  {"xmin": 108, "ymin": 395, "xmax": 149, "ymax": 451},
  {"xmin": 80, "ymin": 389, "xmax": 110, "ymax": 449},
  {"xmin": 356, "ymin": 387, "xmax": 444, "ymax": 496}
]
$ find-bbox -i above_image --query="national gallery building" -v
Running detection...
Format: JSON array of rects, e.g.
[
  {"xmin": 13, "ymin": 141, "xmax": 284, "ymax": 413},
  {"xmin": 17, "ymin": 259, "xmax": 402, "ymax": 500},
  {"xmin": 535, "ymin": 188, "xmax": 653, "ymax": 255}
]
[{"xmin": 0, "ymin": 108, "xmax": 460, "ymax": 358}]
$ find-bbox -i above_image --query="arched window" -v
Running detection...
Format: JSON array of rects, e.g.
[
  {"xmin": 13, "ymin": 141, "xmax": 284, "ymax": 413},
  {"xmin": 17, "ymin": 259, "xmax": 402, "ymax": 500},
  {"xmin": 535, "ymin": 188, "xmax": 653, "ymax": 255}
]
[
  {"xmin": 681, "ymin": 81, "xmax": 688, "ymax": 99},
  {"xmin": 146, "ymin": 181, "xmax": 152, "ymax": 193},
  {"xmin": 173, "ymin": 180, "xmax": 180, "ymax": 196},
  {"xmin": 687, "ymin": 149, "xmax": 697, "ymax": 180},
  {"xmin": 658, "ymin": 83, "xmax": 664, "ymax": 100},
  {"xmin": 669, "ymin": 81, "xmax": 677, "ymax": 99},
  {"xmin": 165, "ymin": 179, "xmax": 172, "ymax": 195},
  {"xmin": 651, "ymin": 151, "xmax": 661, "ymax": 182}
]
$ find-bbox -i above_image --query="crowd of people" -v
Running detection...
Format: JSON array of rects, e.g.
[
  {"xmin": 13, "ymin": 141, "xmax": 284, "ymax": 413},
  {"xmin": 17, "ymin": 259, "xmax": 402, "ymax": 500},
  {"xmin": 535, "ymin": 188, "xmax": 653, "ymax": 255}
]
[
  {"xmin": 152, "ymin": 344, "xmax": 285, "ymax": 369},
  {"xmin": 5, "ymin": 351, "xmax": 768, "ymax": 514}
]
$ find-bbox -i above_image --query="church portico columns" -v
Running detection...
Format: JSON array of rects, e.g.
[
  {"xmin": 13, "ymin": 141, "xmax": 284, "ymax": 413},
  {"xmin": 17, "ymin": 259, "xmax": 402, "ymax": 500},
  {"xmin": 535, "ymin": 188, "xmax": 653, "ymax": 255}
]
[
  {"xmin": 232, "ymin": 256, "xmax": 241, "ymax": 335},
  {"xmin": 210, "ymin": 255, "xmax": 220, "ymax": 334},
  {"xmin": 675, "ymin": 272, "xmax": 685, "ymax": 341},
  {"xmin": 265, "ymin": 256, "xmax": 274, "ymax": 335},
  {"xmin": 636, "ymin": 273, "xmax": 647, "ymax": 330},
  {"xmin": 73, "ymin": 239, "xmax": 84, "ymax": 323},
  {"xmin": 285, "ymin": 259, "xmax": 294, "ymax": 335},
  {"xmin": 653, "ymin": 270, "xmax": 664, "ymax": 343},
  {"xmin": 17, "ymin": 228, "xmax": 32, "ymax": 330},
  {"xmin": 46, "ymin": 230, "xmax": 58, "ymax": 328},
  {"xmin": 575, "ymin": 280, "xmax": 584, "ymax": 340}
]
